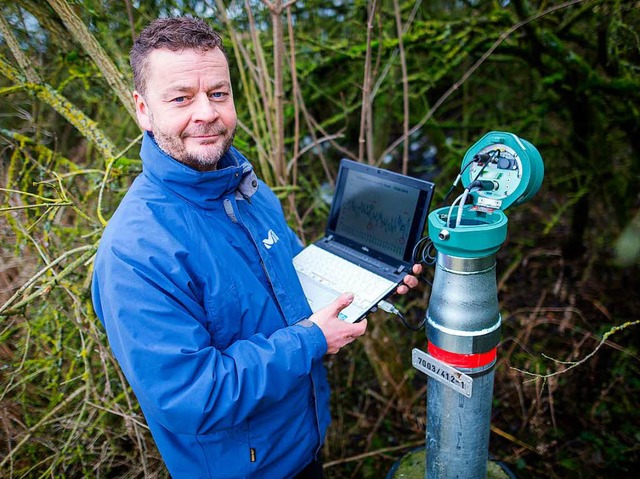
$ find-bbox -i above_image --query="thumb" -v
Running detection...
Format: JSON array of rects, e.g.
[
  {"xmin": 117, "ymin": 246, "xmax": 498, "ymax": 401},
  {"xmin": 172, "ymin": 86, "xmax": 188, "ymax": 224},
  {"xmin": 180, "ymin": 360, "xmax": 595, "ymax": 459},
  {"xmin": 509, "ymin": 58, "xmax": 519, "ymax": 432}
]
[{"xmin": 324, "ymin": 292, "xmax": 354, "ymax": 316}]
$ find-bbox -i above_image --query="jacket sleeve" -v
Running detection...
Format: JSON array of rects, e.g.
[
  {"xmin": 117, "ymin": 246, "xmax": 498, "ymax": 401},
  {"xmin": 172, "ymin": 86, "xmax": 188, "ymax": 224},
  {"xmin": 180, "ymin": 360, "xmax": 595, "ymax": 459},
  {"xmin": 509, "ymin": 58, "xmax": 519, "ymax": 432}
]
[{"xmin": 91, "ymin": 237, "xmax": 327, "ymax": 436}]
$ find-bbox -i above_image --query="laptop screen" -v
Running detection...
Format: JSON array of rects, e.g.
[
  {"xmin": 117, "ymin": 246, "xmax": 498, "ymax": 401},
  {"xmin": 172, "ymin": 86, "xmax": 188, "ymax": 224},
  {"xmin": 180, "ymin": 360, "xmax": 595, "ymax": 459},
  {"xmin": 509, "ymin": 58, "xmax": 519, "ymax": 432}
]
[{"xmin": 326, "ymin": 159, "xmax": 435, "ymax": 266}]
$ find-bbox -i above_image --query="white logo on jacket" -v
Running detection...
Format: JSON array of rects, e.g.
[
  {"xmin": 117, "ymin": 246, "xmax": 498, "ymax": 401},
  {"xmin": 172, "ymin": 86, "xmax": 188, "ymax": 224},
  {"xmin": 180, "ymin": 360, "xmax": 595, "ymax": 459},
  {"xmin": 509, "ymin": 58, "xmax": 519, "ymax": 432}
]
[{"xmin": 262, "ymin": 229, "xmax": 280, "ymax": 249}]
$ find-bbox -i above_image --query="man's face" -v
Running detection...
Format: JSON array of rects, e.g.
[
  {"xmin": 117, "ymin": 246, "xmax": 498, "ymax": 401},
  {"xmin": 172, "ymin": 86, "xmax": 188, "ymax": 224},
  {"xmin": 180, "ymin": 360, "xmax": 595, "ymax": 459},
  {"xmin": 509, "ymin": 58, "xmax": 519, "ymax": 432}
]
[{"xmin": 134, "ymin": 48, "xmax": 237, "ymax": 171}]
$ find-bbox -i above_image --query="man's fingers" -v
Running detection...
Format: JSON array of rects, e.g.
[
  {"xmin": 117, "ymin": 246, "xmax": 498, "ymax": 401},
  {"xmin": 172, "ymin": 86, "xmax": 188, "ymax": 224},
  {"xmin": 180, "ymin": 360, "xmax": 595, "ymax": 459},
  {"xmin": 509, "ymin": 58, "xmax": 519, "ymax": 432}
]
[
  {"xmin": 403, "ymin": 273, "xmax": 419, "ymax": 288},
  {"xmin": 396, "ymin": 284, "xmax": 409, "ymax": 295},
  {"xmin": 322, "ymin": 292, "xmax": 354, "ymax": 316},
  {"xmin": 339, "ymin": 319, "xmax": 367, "ymax": 351},
  {"xmin": 394, "ymin": 263, "xmax": 423, "ymax": 295},
  {"xmin": 351, "ymin": 318, "xmax": 367, "ymax": 336}
]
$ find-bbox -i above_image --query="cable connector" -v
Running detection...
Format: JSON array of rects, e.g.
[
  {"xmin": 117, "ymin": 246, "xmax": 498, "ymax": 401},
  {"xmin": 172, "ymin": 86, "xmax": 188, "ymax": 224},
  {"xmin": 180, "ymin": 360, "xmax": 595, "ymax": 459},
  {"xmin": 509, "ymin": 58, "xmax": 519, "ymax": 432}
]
[
  {"xmin": 469, "ymin": 179, "xmax": 499, "ymax": 191},
  {"xmin": 378, "ymin": 299, "xmax": 400, "ymax": 315},
  {"xmin": 378, "ymin": 299, "xmax": 426, "ymax": 331}
]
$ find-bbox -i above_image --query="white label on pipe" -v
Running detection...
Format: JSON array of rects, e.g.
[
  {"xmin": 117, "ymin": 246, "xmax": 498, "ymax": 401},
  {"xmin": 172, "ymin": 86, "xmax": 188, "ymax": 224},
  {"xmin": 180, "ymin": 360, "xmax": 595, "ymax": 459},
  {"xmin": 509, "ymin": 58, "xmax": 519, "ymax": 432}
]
[{"xmin": 412, "ymin": 348, "xmax": 473, "ymax": 398}]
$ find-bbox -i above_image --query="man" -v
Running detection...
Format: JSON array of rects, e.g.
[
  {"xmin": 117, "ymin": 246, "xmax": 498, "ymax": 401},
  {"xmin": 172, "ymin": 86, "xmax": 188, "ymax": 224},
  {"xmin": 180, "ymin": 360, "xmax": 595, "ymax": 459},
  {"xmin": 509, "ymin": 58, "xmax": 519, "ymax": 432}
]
[{"xmin": 92, "ymin": 17, "xmax": 422, "ymax": 479}]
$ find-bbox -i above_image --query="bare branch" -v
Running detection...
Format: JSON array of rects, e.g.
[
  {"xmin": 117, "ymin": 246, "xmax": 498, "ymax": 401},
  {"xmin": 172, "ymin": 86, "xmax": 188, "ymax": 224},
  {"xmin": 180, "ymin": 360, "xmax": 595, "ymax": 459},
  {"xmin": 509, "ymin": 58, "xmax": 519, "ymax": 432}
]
[
  {"xmin": 46, "ymin": 0, "xmax": 136, "ymax": 120},
  {"xmin": 512, "ymin": 319, "xmax": 640, "ymax": 382},
  {"xmin": 392, "ymin": 0, "xmax": 409, "ymax": 174},
  {"xmin": 0, "ymin": 15, "xmax": 41, "ymax": 83},
  {"xmin": 378, "ymin": 0, "xmax": 589, "ymax": 165},
  {"xmin": 359, "ymin": 0, "xmax": 378, "ymax": 164}
]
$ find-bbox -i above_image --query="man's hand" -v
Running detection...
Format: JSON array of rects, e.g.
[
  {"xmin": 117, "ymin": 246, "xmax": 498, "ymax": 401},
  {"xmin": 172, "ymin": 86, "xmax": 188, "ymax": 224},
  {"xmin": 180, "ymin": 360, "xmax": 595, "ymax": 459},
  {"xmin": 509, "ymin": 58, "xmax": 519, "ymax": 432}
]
[
  {"xmin": 309, "ymin": 293, "xmax": 367, "ymax": 355},
  {"xmin": 395, "ymin": 263, "xmax": 423, "ymax": 295}
]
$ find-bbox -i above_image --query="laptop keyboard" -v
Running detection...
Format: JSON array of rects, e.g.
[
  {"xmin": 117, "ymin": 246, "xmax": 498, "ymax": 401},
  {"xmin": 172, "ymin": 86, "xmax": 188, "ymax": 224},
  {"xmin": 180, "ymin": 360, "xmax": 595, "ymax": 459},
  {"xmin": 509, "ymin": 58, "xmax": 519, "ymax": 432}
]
[{"xmin": 294, "ymin": 245, "xmax": 396, "ymax": 309}]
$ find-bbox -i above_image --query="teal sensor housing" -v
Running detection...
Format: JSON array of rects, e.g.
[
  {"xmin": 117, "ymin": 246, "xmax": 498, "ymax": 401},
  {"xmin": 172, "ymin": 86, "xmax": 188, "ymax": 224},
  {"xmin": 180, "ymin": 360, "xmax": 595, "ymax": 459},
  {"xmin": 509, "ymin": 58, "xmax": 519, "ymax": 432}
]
[{"xmin": 428, "ymin": 132, "xmax": 544, "ymax": 258}]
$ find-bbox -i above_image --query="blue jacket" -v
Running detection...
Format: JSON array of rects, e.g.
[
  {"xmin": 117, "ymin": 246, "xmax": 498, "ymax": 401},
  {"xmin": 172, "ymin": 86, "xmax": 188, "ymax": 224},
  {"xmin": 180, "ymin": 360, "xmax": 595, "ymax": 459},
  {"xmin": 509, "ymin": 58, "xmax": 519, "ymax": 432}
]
[{"xmin": 92, "ymin": 133, "xmax": 330, "ymax": 478}]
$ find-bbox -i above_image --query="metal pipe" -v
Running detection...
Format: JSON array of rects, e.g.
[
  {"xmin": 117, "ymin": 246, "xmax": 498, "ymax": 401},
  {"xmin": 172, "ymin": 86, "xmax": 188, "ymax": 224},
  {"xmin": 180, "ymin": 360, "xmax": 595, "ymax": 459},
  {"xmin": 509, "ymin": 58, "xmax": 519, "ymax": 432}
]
[
  {"xmin": 408, "ymin": 131, "xmax": 543, "ymax": 478},
  {"xmin": 426, "ymin": 363, "xmax": 495, "ymax": 478},
  {"xmin": 426, "ymin": 254, "xmax": 500, "ymax": 355},
  {"xmin": 424, "ymin": 252, "xmax": 500, "ymax": 478}
]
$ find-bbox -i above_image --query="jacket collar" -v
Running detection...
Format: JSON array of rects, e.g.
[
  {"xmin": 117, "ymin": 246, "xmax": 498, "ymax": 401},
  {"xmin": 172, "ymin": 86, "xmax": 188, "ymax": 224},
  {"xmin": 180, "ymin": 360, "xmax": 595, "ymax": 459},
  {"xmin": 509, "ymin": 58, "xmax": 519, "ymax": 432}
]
[{"xmin": 140, "ymin": 131, "xmax": 258, "ymax": 210}]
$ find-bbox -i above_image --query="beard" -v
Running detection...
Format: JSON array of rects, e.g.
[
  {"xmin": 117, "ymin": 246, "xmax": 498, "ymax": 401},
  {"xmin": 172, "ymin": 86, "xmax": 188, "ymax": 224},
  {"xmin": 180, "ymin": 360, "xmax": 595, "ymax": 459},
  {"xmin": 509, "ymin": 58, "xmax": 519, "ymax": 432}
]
[{"xmin": 151, "ymin": 122, "xmax": 236, "ymax": 172}]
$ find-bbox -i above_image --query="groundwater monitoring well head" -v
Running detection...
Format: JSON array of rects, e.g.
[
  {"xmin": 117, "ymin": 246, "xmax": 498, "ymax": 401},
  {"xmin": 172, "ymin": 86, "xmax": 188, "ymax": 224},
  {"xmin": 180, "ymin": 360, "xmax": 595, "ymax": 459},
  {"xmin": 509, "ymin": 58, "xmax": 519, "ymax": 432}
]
[{"xmin": 428, "ymin": 131, "xmax": 544, "ymax": 258}]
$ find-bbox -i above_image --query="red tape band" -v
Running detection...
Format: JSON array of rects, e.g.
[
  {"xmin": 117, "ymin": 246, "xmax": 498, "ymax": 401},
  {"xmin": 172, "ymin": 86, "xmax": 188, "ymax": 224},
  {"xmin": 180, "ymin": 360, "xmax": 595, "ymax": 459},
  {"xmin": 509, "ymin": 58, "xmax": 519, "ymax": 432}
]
[{"xmin": 428, "ymin": 342, "xmax": 497, "ymax": 369}]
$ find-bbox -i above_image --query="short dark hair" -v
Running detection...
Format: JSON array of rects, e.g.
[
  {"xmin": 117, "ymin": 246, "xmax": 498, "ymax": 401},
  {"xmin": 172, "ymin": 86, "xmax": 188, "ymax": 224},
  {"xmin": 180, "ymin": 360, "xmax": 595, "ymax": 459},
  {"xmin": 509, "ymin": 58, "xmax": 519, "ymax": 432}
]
[{"xmin": 130, "ymin": 17, "xmax": 227, "ymax": 95}]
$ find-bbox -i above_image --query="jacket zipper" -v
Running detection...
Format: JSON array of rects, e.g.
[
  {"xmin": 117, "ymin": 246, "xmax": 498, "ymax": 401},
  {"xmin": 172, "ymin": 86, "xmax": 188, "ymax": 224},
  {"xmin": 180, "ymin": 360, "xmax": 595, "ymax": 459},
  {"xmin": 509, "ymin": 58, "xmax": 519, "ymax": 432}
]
[
  {"xmin": 227, "ymin": 195, "xmax": 289, "ymax": 327},
  {"xmin": 309, "ymin": 372, "xmax": 324, "ymax": 457},
  {"xmin": 227, "ymin": 194, "xmax": 323, "ymax": 454}
]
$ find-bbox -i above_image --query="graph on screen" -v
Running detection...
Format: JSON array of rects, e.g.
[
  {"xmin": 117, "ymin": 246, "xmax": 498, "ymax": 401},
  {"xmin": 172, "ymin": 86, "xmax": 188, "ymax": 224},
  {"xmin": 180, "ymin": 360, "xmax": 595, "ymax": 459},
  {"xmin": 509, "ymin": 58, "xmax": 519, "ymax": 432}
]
[{"xmin": 335, "ymin": 170, "xmax": 420, "ymax": 259}]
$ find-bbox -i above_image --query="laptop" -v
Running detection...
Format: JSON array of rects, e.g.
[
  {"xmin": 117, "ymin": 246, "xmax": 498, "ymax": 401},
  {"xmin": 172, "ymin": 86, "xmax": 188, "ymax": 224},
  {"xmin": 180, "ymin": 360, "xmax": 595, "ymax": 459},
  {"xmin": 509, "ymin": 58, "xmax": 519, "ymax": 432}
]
[{"xmin": 293, "ymin": 159, "xmax": 435, "ymax": 323}]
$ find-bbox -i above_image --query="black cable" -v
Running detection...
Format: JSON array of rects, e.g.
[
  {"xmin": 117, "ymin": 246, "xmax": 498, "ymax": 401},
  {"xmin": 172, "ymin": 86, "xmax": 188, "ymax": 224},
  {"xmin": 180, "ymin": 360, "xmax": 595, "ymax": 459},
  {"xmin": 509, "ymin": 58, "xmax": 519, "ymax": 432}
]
[
  {"xmin": 423, "ymin": 240, "xmax": 437, "ymax": 269},
  {"xmin": 397, "ymin": 309, "xmax": 427, "ymax": 331},
  {"xmin": 390, "ymin": 149, "xmax": 502, "ymax": 331},
  {"xmin": 381, "ymin": 235, "xmax": 435, "ymax": 331},
  {"xmin": 440, "ymin": 155, "xmax": 478, "ymax": 207},
  {"xmin": 379, "ymin": 300, "xmax": 427, "ymax": 331},
  {"xmin": 468, "ymin": 150, "xmax": 499, "ymax": 186},
  {"xmin": 410, "ymin": 236, "xmax": 435, "ymax": 287},
  {"xmin": 411, "ymin": 235, "xmax": 435, "ymax": 266},
  {"xmin": 440, "ymin": 149, "xmax": 500, "ymax": 208}
]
